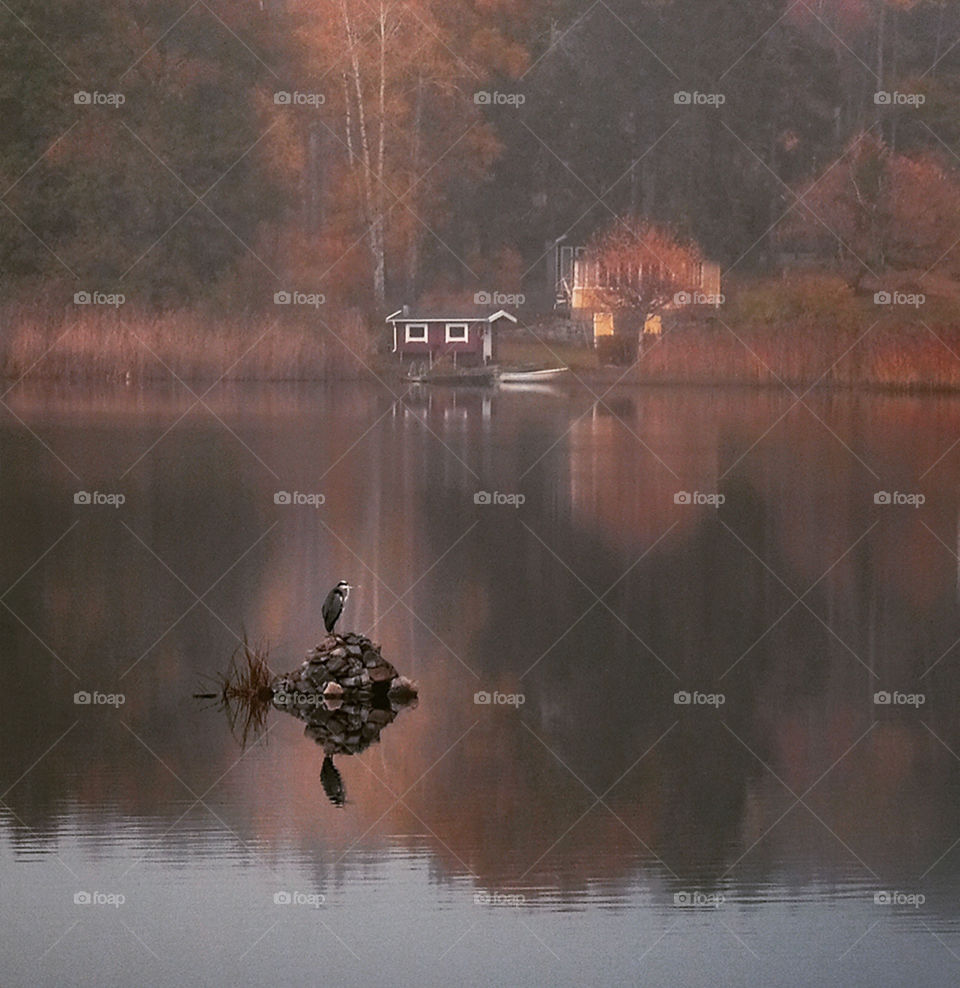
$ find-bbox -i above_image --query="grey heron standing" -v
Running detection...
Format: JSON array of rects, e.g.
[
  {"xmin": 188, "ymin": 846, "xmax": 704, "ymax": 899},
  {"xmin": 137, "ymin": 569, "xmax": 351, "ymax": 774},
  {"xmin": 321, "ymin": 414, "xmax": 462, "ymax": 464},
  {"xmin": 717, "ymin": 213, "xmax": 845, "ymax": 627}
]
[{"xmin": 322, "ymin": 580, "xmax": 354, "ymax": 633}]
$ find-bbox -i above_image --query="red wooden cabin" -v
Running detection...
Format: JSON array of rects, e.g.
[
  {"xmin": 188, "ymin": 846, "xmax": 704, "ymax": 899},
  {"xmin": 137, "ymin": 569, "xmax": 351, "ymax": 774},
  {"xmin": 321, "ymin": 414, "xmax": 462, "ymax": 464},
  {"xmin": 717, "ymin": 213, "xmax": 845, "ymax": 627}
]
[{"xmin": 386, "ymin": 306, "xmax": 517, "ymax": 368}]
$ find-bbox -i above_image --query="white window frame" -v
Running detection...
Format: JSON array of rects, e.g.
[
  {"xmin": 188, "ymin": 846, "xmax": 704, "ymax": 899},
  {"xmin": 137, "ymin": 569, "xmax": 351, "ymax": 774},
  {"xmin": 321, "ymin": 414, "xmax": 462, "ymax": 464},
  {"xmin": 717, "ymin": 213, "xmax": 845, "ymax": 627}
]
[
  {"xmin": 404, "ymin": 323, "xmax": 428, "ymax": 343},
  {"xmin": 445, "ymin": 322, "xmax": 469, "ymax": 343}
]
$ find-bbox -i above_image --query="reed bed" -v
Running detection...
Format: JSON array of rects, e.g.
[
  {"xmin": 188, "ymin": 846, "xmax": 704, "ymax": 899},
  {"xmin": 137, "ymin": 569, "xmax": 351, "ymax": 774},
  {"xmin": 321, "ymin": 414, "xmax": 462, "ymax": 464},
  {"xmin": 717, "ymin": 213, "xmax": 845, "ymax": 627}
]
[{"xmin": 0, "ymin": 303, "xmax": 373, "ymax": 383}]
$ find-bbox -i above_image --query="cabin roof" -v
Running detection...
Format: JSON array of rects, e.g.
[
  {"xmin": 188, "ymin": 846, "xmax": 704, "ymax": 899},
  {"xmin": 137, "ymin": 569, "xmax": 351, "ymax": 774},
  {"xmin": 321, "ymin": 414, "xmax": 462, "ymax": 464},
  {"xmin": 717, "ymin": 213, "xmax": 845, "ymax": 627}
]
[{"xmin": 385, "ymin": 307, "xmax": 517, "ymax": 324}]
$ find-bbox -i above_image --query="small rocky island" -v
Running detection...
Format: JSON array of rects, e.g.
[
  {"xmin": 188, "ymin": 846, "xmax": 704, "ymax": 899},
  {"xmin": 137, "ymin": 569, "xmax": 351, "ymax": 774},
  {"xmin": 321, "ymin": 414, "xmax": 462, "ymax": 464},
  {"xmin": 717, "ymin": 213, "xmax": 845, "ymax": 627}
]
[
  {"xmin": 270, "ymin": 632, "xmax": 418, "ymax": 805},
  {"xmin": 271, "ymin": 631, "xmax": 418, "ymax": 707}
]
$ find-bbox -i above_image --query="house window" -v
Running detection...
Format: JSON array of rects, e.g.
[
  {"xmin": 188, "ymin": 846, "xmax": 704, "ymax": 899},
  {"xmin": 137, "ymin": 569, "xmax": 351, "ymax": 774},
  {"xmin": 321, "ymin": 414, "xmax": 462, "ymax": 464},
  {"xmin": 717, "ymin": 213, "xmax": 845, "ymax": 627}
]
[
  {"xmin": 445, "ymin": 322, "xmax": 469, "ymax": 343},
  {"xmin": 405, "ymin": 323, "xmax": 428, "ymax": 343}
]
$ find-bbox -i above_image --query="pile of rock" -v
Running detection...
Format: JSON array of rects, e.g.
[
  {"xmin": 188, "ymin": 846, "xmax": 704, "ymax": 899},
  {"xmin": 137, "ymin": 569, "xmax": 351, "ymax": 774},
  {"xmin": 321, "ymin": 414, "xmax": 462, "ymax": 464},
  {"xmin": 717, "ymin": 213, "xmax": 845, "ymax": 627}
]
[{"xmin": 271, "ymin": 632, "xmax": 417, "ymax": 704}]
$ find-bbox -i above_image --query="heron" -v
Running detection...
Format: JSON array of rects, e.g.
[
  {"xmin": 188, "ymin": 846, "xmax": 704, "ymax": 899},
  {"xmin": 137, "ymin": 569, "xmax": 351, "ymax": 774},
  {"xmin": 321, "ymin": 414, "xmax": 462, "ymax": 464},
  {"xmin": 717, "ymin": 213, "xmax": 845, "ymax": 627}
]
[{"xmin": 322, "ymin": 580, "xmax": 354, "ymax": 633}]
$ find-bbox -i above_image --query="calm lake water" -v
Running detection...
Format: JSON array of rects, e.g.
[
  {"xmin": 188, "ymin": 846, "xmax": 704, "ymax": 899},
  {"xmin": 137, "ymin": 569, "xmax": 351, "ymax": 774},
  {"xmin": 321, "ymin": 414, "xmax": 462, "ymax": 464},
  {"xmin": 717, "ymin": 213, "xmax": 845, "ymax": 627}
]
[{"xmin": 3, "ymin": 378, "xmax": 960, "ymax": 987}]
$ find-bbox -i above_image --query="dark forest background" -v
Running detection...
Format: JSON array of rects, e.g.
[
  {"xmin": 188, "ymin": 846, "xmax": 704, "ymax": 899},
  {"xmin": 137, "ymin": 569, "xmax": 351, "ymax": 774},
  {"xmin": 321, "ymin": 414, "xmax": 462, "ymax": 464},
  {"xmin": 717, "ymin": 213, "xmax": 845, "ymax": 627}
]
[{"xmin": 2, "ymin": 0, "xmax": 960, "ymax": 316}]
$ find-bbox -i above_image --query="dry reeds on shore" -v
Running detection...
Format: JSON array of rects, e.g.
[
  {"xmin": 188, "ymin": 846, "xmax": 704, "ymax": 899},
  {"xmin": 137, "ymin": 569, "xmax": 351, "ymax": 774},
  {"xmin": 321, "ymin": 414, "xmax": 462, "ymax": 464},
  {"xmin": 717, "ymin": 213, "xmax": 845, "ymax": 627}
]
[{"xmin": 0, "ymin": 303, "xmax": 373, "ymax": 383}]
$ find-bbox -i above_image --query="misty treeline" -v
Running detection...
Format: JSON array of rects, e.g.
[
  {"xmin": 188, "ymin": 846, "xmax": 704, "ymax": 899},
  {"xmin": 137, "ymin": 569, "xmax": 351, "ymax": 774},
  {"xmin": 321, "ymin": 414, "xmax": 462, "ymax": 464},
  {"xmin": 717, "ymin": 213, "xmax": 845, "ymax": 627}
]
[{"xmin": 2, "ymin": 0, "xmax": 959, "ymax": 316}]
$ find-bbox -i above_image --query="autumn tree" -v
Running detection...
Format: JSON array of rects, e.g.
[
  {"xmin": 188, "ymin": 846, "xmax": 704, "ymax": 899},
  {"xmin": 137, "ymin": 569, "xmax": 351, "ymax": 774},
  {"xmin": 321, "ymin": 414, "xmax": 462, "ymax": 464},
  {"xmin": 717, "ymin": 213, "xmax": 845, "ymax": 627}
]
[
  {"xmin": 778, "ymin": 133, "xmax": 960, "ymax": 287},
  {"xmin": 587, "ymin": 218, "xmax": 705, "ymax": 317}
]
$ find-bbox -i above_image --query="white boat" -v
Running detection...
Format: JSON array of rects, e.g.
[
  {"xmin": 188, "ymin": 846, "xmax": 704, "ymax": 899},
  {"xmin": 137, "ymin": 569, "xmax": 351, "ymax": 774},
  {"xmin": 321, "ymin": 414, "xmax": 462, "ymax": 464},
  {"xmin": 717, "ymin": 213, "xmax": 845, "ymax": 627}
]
[{"xmin": 498, "ymin": 366, "xmax": 569, "ymax": 383}]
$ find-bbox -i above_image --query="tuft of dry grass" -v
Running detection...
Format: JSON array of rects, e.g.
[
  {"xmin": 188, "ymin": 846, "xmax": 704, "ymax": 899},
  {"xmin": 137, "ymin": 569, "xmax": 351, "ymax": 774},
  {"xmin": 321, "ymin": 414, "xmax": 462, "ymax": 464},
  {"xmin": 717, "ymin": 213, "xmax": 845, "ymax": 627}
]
[{"xmin": 215, "ymin": 637, "xmax": 275, "ymax": 748}]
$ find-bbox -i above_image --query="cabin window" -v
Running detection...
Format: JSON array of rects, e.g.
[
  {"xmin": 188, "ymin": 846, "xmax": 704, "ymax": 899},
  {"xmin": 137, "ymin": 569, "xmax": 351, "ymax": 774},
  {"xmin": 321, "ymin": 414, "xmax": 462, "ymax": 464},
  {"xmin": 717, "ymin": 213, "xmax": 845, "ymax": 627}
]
[
  {"xmin": 445, "ymin": 322, "xmax": 469, "ymax": 343},
  {"xmin": 405, "ymin": 323, "xmax": 428, "ymax": 343}
]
